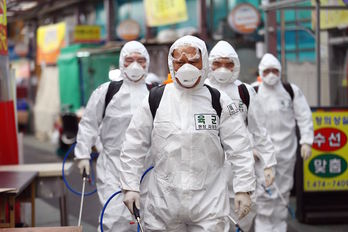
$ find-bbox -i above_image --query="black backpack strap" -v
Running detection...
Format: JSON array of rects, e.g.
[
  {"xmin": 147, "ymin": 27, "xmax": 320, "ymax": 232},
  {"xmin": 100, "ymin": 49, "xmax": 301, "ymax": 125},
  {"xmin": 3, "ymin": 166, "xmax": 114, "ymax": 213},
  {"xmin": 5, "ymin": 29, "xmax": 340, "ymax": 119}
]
[
  {"xmin": 148, "ymin": 85, "xmax": 166, "ymax": 119},
  {"xmin": 253, "ymin": 83, "xmax": 294, "ymax": 100},
  {"xmin": 204, "ymin": 84, "xmax": 222, "ymax": 118},
  {"xmin": 282, "ymin": 82, "xmax": 294, "ymax": 101},
  {"xmin": 146, "ymin": 82, "xmax": 159, "ymax": 91},
  {"xmin": 238, "ymin": 84, "xmax": 250, "ymax": 110},
  {"xmin": 103, "ymin": 80, "xmax": 123, "ymax": 118}
]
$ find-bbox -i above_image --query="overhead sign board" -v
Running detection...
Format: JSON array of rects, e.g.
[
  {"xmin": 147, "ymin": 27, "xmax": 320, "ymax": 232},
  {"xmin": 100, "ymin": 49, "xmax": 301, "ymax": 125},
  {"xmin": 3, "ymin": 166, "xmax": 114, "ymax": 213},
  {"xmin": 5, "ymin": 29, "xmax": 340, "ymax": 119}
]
[
  {"xmin": 73, "ymin": 25, "xmax": 101, "ymax": 43},
  {"xmin": 144, "ymin": 0, "xmax": 188, "ymax": 27},
  {"xmin": 228, "ymin": 3, "xmax": 260, "ymax": 34}
]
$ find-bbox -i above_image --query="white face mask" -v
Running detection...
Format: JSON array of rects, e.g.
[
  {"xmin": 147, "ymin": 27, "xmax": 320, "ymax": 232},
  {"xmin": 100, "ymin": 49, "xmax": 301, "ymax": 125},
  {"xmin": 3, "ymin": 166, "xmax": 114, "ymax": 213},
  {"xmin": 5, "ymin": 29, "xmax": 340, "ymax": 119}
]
[
  {"xmin": 212, "ymin": 67, "xmax": 236, "ymax": 83},
  {"xmin": 175, "ymin": 63, "xmax": 202, "ymax": 88},
  {"xmin": 262, "ymin": 73, "xmax": 280, "ymax": 86},
  {"xmin": 124, "ymin": 62, "xmax": 146, "ymax": 81}
]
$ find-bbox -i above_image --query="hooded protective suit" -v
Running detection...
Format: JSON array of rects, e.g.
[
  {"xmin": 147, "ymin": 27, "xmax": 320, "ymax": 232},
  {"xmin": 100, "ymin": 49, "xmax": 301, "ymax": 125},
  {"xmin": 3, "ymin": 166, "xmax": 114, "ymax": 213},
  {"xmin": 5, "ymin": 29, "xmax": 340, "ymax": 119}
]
[
  {"xmin": 119, "ymin": 36, "xmax": 256, "ymax": 231},
  {"xmin": 206, "ymin": 41, "xmax": 276, "ymax": 231},
  {"xmin": 253, "ymin": 53, "xmax": 313, "ymax": 232},
  {"xmin": 74, "ymin": 41, "xmax": 150, "ymax": 232}
]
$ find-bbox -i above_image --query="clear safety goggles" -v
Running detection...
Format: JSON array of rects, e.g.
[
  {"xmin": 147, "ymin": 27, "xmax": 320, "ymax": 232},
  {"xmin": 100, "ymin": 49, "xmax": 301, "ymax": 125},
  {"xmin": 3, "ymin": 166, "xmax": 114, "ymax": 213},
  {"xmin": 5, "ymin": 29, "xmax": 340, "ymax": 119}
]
[{"xmin": 171, "ymin": 46, "xmax": 201, "ymax": 62}]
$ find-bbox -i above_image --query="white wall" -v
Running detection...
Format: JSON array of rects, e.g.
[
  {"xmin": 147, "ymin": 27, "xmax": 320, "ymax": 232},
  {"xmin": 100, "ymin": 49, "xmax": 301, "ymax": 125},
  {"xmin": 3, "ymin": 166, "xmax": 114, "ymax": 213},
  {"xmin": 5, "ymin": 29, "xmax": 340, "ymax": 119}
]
[{"xmin": 287, "ymin": 61, "xmax": 317, "ymax": 107}]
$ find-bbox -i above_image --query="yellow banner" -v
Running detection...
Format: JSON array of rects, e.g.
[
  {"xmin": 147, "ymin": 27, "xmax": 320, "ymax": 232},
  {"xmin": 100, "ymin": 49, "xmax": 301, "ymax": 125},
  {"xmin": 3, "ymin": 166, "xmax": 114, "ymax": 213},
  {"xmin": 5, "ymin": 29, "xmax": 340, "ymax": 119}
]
[
  {"xmin": 37, "ymin": 22, "xmax": 66, "ymax": 64},
  {"xmin": 312, "ymin": 0, "xmax": 348, "ymax": 30},
  {"xmin": 73, "ymin": 25, "xmax": 101, "ymax": 43},
  {"xmin": 304, "ymin": 109, "xmax": 348, "ymax": 191},
  {"xmin": 144, "ymin": 0, "xmax": 188, "ymax": 27},
  {"xmin": 0, "ymin": 0, "xmax": 6, "ymax": 26},
  {"xmin": 0, "ymin": 0, "xmax": 7, "ymax": 55}
]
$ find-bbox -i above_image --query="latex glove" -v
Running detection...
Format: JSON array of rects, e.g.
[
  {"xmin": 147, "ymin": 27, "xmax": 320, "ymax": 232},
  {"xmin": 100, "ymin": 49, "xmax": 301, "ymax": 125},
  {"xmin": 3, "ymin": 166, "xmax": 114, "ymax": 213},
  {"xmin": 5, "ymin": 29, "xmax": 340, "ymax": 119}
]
[
  {"xmin": 77, "ymin": 159, "xmax": 90, "ymax": 175},
  {"xmin": 123, "ymin": 190, "xmax": 140, "ymax": 215},
  {"xmin": 301, "ymin": 144, "xmax": 312, "ymax": 160},
  {"xmin": 234, "ymin": 192, "xmax": 252, "ymax": 220},
  {"xmin": 264, "ymin": 167, "xmax": 275, "ymax": 187},
  {"xmin": 253, "ymin": 149, "xmax": 260, "ymax": 161}
]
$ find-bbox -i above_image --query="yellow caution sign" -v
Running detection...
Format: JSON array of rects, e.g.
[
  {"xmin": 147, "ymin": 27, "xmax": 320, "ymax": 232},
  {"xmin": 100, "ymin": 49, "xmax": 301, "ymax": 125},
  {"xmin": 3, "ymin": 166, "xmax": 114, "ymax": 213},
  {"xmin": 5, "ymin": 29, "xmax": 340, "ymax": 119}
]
[{"xmin": 144, "ymin": 0, "xmax": 188, "ymax": 27}]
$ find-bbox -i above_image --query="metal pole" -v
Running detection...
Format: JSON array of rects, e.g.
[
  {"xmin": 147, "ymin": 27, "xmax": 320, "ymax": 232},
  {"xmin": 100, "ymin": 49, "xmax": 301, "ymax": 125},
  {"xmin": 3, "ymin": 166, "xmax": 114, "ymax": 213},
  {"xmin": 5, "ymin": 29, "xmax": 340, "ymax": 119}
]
[
  {"xmin": 209, "ymin": 0, "xmax": 214, "ymax": 38},
  {"xmin": 281, "ymin": 10, "xmax": 286, "ymax": 81},
  {"xmin": 199, "ymin": 0, "xmax": 208, "ymax": 40},
  {"xmin": 261, "ymin": 0, "xmax": 313, "ymax": 11},
  {"xmin": 264, "ymin": 5, "xmax": 348, "ymax": 11},
  {"xmin": 104, "ymin": 0, "xmax": 115, "ymax": 42},
  {"xmin": 295, "ymin": 9, "xmax": 299, "ymax": 61},
  {"xmin": 264, "ymin": 8, "xmax": 269, "ymax": 52},
  {"xmin": 267, "ymin": 0, "xmax": 278, "ymax": 55},
  {"xmin": 316, "ymin": 0, "xmax": 321, "ymax": 106}
]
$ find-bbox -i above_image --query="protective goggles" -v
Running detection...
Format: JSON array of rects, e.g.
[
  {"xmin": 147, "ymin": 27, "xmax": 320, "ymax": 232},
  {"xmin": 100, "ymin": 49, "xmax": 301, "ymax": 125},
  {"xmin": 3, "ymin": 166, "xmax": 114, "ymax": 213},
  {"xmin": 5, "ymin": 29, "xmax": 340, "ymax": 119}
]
[{"xmin": 171, "ymin": 46, "xmax": 201, "ymax": 62}]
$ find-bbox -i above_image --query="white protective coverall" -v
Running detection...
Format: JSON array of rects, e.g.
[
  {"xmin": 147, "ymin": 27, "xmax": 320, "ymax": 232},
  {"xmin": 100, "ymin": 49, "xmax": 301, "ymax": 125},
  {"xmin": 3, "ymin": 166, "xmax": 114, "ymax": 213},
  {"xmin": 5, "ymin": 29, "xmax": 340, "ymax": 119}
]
[
  {"xmin": 253, "ymin": 53, "xmax": 313, "ymax": 232},
  {"xmin": 119, "ymin": 36, "xmax": 256, "ymax": 231},
  {"xmin": 206, "ymin": 41, "xmax": 276, "ymax": 231},
  {"xmin": 74, "ymin": 41, "xmax": 150, "ymax": 232}
]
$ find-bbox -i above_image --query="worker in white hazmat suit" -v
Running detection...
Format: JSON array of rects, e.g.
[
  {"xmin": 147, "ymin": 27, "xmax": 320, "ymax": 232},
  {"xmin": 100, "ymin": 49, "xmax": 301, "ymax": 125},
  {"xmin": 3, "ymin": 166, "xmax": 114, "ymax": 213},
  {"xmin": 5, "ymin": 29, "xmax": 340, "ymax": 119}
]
[
  {"xmin": 253, "ymin": 53, "xmax": 313, "ymax": 232},
  {"xmin": 206, "ymin": 40, "xmax": 277, "ymax": 231},
  {"xmin": 74, "ymin": 41, "xmax": 150, "ymax": 232},
  {"xmin": 119, "ymin": 35, "xmax": 256, "ymax": 231}
]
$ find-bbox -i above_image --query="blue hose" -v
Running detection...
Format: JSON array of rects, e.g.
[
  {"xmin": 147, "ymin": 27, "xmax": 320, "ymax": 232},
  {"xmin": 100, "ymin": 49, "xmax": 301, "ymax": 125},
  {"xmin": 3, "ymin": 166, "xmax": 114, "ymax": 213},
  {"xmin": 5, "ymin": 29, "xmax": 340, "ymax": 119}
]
[
  {"xmin": 62, "ymin": 143, "xmax": 97, "ymax": 196},
  {"xmin": 140, "ymin": 166, "xmax": 154, "ymax": 183},
  {"xmin": 100, "ymin": 166, "xmax": 154, "ymax": 232},
  {"xmin": 99, "ymin": 190, "xmax": 122, "ymax": 232},
  {"xmin": 288, "ymin": 206, "xmax": 296, "ymax": 219}
]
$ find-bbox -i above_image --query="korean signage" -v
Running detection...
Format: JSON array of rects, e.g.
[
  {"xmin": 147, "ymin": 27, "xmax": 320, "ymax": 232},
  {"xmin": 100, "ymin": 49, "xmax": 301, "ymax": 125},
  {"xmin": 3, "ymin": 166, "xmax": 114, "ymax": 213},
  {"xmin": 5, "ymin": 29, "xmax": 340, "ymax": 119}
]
[
  {"xmin": 228, "ymin": 3, "xmax": 261, "ymax": 34},
  {"xmin": 194, "ymin": 114, "xmax": 219, "ymax": 130},
  {"xmin": 73, "ymin": 25, "xmax": 101, "ymax": 43},
  {"xmin": 144, "ymin": 0, "xmax": 188, "ymax": 27},
  {"xmin": 37, "ymin": 22, "xmax": 66, "ymax": 64},
  {"xmin": 304, "ymin": 109, "xmax": 348, "ymax": 191},
  {"xmin": 0, "ymin": 0, "xmax": 7, "ymax": 55}
]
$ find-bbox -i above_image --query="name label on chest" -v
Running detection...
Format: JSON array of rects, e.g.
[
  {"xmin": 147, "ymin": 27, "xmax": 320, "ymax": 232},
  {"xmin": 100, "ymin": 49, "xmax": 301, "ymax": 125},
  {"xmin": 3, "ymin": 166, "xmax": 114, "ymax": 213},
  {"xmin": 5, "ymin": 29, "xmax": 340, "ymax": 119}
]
[{"xmin": 194, "ymin": 114, "xmax": 219, "ymax": 130}]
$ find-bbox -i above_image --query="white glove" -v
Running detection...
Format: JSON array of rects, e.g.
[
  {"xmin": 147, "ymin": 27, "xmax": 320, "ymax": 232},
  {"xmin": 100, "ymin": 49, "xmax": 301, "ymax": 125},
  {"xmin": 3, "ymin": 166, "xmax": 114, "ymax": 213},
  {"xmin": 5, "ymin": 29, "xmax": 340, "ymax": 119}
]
[
  {"xmin": 123, "ymin": 190, "xmax": 140, "ymax": 215},
  {"xmin": 77, "ymin": 159, "xmax": 90, "ymax": 175},
  {"xmin": 264, "ymin": 167, "xmax": 275, "ymax": 187},
  {"xmin": 234, "ymin": 192, "xmax": 252, "ymax": 220},
  {"xmin": 301, "ymin": 144, "xmax": 312, "ymax": 160}
]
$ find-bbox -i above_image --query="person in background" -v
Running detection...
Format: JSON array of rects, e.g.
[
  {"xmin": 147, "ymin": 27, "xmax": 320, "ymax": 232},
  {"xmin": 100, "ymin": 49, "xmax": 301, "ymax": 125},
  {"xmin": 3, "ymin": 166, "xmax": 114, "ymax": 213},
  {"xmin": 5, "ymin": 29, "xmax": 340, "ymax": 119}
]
[
  {"xmin": 119, "ymin": 35, "xmax": 256, "ymax": 231},
  {"xmin": 74, "ymin": 41, "xmax": 150, "ymax": 232},
  {"xmin": 253, "ymin": 53, "xmax": 313, "ymax": 232},
  {"xmin": 206, "ymin": 40, "xmax": 276, "ymax": 232}
]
